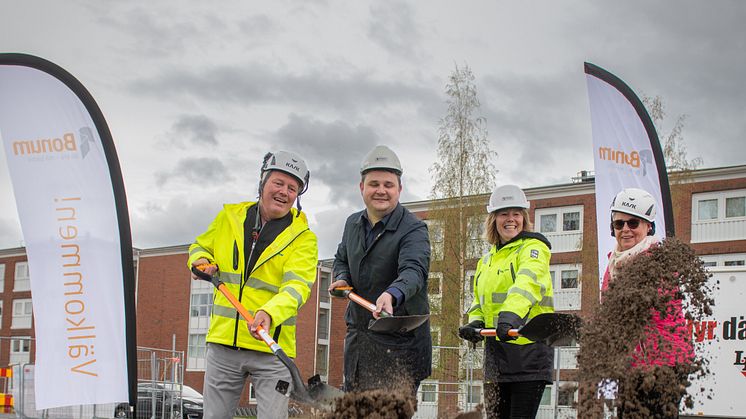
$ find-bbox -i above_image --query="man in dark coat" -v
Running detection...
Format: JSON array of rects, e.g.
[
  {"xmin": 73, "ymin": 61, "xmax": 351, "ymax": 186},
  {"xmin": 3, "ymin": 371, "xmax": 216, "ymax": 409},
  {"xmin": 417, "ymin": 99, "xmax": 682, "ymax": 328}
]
[{"xmin": 329, "ymin": 145, "xmax": 432, "ymax": 398}]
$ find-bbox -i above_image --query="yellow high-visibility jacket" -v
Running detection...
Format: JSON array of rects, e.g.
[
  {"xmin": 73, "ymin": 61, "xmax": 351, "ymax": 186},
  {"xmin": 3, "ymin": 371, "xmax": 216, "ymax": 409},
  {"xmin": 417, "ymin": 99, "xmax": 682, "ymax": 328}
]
[
  {"xmin": 187, "ymin": 202, "xmax": 318, "ymax": 358},
  {"xmin": 467, "ymin": 232, "xmax": 554, "ymax": 344}
]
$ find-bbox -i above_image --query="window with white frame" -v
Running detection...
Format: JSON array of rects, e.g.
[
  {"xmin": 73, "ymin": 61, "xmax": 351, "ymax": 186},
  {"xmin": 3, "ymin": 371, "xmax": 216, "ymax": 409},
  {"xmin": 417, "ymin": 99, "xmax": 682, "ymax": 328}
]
[
  {"xmin": 549, "ymin": 264, "xmax": 581, "ymax": 311},
  {"xmin": 10, "ymin": 337, "xmax": 31, "ymax": 365},
  {"xmin": 534, "ymin": 206, "xmax": 583, "ymax": 253},
  {"xmin": 425, "ymin": 219, "xmax": 444, "ymax": 261},
  {"xmin": 11, "ymin": 298, "xmax": 33, "ymax": 329},
  {"xmin": 318, "ymin": 307, "xmax": 330, "ymax": 341},
  {"xmin": 0, "ymin": 301, "xmax": 3, "ymax": 324},
  {"xmin": 419, "ymin": 382, "xmax": 438, "ymax": 404},
  {"xmin": 699, "ymin": 254, "xmax": 746, "ymax": 268},
  {"xmin": 558, "ymin": 381, "xmax": 579, "ymax": 407},
  {"xmin": 187, "ymin": 279, "xmax": 212, "ymax": 370},
  {"xmin": 0, "ymin": 263, "xmax": 5, "ymax": 293},
  {"xmin": 428, "ymin": 272, "xmax": 443, "ymax": 314},
  {"xmin": 14, "ymin": 262, "xmax": 30, "ymax": 292},
  {"xmin": 692, "ymin": 189, "xmax": 746, "ymax": 243},
  {"xmin": 186, "ymin": 333, "xmax": 207, "ymax": 370},
  {"xmin": 463, "ymin": 270, "xmax": 477, "ymax": 313},
  {"xmin": 467, "ymin": 215, "xmax": 490, "ymax": 259},
  {"xmin": 466, "ymin": 383, "xmax": 482, "ymax": 405},
  {"xmin": 431, "ymin": 328, "xmax": 441, "ymax": 368}
]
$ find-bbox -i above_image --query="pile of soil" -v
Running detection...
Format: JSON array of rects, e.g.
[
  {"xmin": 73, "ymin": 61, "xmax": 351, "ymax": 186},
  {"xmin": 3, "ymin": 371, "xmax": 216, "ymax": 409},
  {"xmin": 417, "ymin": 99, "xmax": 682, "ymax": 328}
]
[
  {"xmin": 320, "ymin": 389, "xmax": 416, "ymax": 419},
  {"xmin": 576, "ymin": 238, "xmax": 714, "ymax": 418}
]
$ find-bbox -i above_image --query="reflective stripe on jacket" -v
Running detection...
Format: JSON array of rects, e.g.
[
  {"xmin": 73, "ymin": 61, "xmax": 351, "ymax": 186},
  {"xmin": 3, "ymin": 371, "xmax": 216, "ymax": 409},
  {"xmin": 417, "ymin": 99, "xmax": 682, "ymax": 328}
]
[
  {"xmin": 468, "ymin": 232, "xmax": 554, "ymax": 336},
  {"xmin": 188, "ymin": 202, "xmax": 318, "ymax": 358}
]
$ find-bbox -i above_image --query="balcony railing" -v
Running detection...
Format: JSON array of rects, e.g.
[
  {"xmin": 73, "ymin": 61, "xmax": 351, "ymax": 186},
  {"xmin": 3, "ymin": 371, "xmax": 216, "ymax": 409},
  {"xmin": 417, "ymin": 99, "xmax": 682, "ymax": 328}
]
[
  {"xmin": 691, "ymin": 218, "xmax": 746, "ymax": 243},
  {"xmin": 541, "ymin": 231, "xmax": 582, "ymax": 253},
  {"xmin": 554, "ymin": 289, "xmax": 581, "ymax": 311}
]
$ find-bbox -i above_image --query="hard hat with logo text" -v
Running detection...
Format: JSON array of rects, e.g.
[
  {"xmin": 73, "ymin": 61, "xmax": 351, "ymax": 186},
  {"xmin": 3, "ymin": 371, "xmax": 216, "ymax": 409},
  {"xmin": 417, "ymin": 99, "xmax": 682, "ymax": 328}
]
[
  {"xmin": 260, "ymin": 150, "xmax": 310, "ymax": 195},
  {"xmin": 486, "ymin": 184, "xmax": 529, "ymax": 213},
  {"xmin": 360, "ymin": 145, "xmax": 403, "ymax": 176},
  {"xmin": 610, "ymin": 188, "xmax": 656, "ymax": 222}
]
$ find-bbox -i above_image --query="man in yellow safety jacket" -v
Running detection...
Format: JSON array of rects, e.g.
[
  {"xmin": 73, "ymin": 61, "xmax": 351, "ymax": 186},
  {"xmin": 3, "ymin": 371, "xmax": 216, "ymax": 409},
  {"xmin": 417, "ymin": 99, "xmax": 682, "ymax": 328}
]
[{"xmin": 188, "ymin": 150, "xmax": 317, "ymax": 419}]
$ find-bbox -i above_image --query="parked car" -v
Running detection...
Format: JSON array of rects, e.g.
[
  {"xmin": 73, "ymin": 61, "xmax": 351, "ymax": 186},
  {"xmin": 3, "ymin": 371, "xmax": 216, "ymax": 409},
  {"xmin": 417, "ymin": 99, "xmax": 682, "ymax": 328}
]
[{"xmin": 114, "ymin": 382, "xmax": 203, "ymax": 419}]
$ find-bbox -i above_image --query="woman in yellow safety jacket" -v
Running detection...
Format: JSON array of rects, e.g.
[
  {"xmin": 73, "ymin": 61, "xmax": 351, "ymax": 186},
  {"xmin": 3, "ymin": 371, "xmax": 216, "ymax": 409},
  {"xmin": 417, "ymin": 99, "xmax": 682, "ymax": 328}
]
[{"xmin": 459, "ymin": 184, "xmax": 554, "ymax": 419}]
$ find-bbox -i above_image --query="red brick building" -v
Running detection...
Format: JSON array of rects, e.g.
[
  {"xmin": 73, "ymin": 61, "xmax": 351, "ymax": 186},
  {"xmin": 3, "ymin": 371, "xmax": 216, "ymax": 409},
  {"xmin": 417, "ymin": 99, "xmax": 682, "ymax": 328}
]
[{"xmin": 1, "ymin": 164, "xmax": 745, "ymax": 415}]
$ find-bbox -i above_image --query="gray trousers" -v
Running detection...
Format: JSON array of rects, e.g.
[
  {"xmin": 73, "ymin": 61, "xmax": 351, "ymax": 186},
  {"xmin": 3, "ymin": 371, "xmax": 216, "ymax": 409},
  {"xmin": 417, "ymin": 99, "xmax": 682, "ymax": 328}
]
[{"xmin": 203, "ymin": 342, "xmax": 292, "ymax": 419}]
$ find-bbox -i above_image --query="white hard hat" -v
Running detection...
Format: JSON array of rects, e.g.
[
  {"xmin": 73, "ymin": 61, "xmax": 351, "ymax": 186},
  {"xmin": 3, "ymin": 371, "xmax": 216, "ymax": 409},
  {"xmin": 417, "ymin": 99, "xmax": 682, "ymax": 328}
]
[
  {"xmin": 260, "ymin": 151, "xmax": 310, "ymax": 195},
  {"xmin": 360, "ymin": 145, "xmax": 403, "ymax": 176},
  {"xmin": 610, "ymin": 188, "xmax": 656, "ymax": 222},
  {"xmin": 486, "ymin": 185, "xmax": 529, "ymax": 213}
]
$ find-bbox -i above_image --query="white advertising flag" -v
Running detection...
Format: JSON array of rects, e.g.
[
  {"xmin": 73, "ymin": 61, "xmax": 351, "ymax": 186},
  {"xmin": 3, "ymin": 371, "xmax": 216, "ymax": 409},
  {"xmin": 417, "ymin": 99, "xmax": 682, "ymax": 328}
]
[
  {"xmin": 0, "ymin": 54, "xmax": 136, "ymax": 409},
  {"xmin": 585, "ymin": 62, "xmax": 674, "ymax": 291}
]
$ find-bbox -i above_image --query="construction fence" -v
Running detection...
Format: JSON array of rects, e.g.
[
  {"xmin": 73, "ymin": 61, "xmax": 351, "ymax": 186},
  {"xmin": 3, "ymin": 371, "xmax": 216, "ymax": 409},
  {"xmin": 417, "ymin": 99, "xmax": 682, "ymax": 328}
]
[{"xmin": 6, "ymin": 347, "xmax": 186, "ymax": 419}]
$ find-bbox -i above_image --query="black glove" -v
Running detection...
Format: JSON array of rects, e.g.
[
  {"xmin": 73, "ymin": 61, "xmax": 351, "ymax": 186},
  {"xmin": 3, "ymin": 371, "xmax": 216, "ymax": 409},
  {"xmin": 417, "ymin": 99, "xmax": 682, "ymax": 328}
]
[
  {"xmin": 497, "ymin": 322, "xmax": 517, "ymax": 341},
  {"xmin": 458, "ymin": 320, "xmax": 485, "ymax": 343}
]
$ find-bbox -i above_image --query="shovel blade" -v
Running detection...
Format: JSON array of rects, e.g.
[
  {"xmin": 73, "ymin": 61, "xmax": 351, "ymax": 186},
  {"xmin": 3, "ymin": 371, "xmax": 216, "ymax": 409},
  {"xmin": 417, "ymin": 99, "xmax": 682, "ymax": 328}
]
[
  {"xmin": 518, "ymin": 313, "xmax": 582, "ymax": 343},
  {"xmin": 306, "ymin": 374, "xmax": 344, "ymax": 407},
  {"xmin": 368, "ymin": 313, "xmax": 429, "ymax": 333}
]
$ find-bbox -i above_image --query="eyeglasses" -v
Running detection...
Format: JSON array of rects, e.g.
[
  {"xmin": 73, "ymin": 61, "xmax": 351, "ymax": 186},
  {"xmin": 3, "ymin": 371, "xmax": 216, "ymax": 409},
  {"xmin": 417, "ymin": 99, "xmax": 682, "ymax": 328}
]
[{"xmin": 612, "ymin": 219, "xmax": 642, "ymax": 230}]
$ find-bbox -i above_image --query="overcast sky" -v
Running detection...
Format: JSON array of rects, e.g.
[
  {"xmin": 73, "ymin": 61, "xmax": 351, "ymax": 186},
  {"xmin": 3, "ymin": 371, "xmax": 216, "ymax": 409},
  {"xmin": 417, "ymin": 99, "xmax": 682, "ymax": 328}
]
[{"xmin": 1, "ymin": 1, "xmax": 745, "ymax": 259}]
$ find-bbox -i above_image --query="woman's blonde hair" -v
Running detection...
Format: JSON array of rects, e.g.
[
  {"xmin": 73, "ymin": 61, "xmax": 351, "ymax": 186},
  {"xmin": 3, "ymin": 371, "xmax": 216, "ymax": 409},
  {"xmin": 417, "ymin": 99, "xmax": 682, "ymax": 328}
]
[{"xmin": 484, "ymin": 208, "xmax": 534, "ymax": 245}]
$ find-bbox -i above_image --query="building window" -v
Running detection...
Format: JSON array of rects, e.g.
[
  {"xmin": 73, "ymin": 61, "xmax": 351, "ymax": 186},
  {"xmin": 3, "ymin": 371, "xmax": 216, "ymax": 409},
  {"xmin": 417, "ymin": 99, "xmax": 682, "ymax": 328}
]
[
  {"xmin": 431, "ymin": 328, "xmax": 441, "ymax": 368},
  {"xmin": 700, "ymin": 254, "xmax": 746, "ymax": 268},
  {"xmin": 558, "ymin": 382, "xmax": 579, "ymax": 407},
  {"xmin": 425, "ymin": 220, "xmax": 444, "ymax": 261},
  {"xmin": 0, "ymin": 301, "xmax": 3, "ymax": 324},
  {"xmin": 726, "ymin": 196, "xmax": 746, "ymax": 218},
  {"xmin": 692, "ymin": 189, "xmax": 746, "ymax": 243},
  {"xmin": 189, "ymin": 280, "xmax": 212, "ymax": 331},
  {"xmin": 466, "ymin": 383, "xmax": 482, "ymax": 405},
  {"xmin": 0, "ymin": 263, "xmax": 5, "ymax": 293},
  {"xmin": 14, "ymin": 262, "xmax": 30, "ymax": 292},
  {"xmin": 10, "ymin": 337, "xmax": 31, "ymax": 365},
  {"xmin": 428, "ymin": 272, "xmax": 443, "ymax": 314},
  {"xmin": 549, "ymin": 264, "xmax": 582, "ymax": 311},
  {"xmin": 11, "ymin": 298, "xmax": 33, "ymax": 329},
  {"xmin": 318, "ymin": 269, "xmax": 331, "ymax": 303},
  {"xmin": 467, "ymin": 215, "xmax": 489, "ymax": 259},
  {"xmin": 540, "ymin": 214, "xmax": 557, "ymax": 233},
  {"xmin": 419, "ymin": 382, "xmax": 438, "ymax": 404},
  {"xmin": 316, "ymin": 344, "xmax": 329, "ymax": 377},
  {"xmin": 561, "ymin": 270, "xmax": 579, "ymax": 289},
  {"xmin": 463, "ymin": 270, "xmax": 477, "ymax": 313},
  {"xmin": 186, "ymin": 333, "xmax": 207, "ymax": 370},
  {"xmin": 318, "ymin": 308, "xmax": 330, "ymax": 341},
  {"xmin": 697, "ymin": 199, "xmax": 718, "ymax": 220},
  {"xmin": 534, "ymin": 206, "xmax": 583, "ymax": 253}
]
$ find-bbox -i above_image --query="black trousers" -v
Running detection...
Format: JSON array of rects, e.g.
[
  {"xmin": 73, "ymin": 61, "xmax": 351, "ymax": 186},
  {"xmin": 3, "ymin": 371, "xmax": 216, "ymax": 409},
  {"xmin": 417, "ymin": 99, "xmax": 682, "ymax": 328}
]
[{"xmin": 484, "ymin": 380, "xmax": 546, "ymax": 419}]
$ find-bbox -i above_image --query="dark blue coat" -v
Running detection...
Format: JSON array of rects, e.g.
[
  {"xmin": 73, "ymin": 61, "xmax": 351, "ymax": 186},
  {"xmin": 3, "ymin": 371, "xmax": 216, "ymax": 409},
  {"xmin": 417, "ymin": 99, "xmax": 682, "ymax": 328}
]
[{"xmin": 333, "ymin": 203, "xmax": 432, "ymax": 390}]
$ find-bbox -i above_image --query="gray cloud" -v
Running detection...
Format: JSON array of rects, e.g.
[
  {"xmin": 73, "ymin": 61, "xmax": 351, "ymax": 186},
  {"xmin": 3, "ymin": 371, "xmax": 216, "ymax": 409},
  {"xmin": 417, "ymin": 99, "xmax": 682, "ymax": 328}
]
[
  {"xmin": 367, "ymin": 1, "xmax": 422, "ymax": 61},
  {"xmin": 170, "ymin": 114, "xmax": 220, "ymax": 146},
  {"xmin": 128, "ymin": 64, "xmax": 440, "ymax": 117},
  {"xmin": 131, "ymin": 194, "xmax": 225, "ymax": 248},
  {"xmin": 273, "ymin": 114, "xmax": 381, "ymax": 205},
  {"xmin": 155, "ymin": 157, "xmax": 234, "ymax": 188}
]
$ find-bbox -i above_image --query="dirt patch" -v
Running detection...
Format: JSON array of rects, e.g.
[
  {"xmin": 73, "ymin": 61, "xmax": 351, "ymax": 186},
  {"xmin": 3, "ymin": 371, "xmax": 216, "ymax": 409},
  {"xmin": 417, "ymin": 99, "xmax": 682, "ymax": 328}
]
[
  {"xmin": 576, "ymin": 238, "xmax": 714, "ymax": 418},
  {"xmin": 319, "ymin": 389, "xmax": 416, "ymax": 419}
]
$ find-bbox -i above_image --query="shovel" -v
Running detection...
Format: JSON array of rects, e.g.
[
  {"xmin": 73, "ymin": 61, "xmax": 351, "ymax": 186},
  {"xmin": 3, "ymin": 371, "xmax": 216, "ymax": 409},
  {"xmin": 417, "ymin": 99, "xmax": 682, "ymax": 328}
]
[
  {"xmin": 191, "ymin": 265, "xmax": 342, "ymax": 408},
  {"xmin": 330, "ymin": 287, "xmax": 429, "ymax": 333},
  {"xmin": 478, "ymin": 312, "xmax": 582, "ymax": 345}
]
